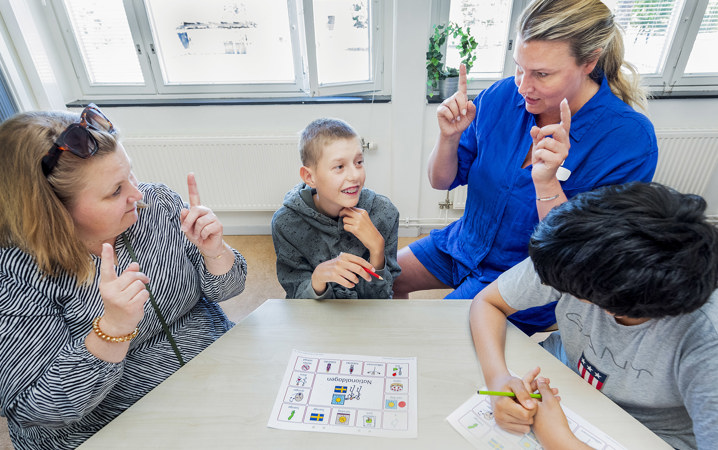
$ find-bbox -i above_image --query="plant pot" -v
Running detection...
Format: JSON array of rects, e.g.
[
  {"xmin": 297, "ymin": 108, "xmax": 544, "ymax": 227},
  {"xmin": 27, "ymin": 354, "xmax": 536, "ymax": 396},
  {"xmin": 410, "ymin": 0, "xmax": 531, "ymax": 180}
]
[{"xmin": 439, "ymin": 76, "xmax": 459, "ymax": 99}]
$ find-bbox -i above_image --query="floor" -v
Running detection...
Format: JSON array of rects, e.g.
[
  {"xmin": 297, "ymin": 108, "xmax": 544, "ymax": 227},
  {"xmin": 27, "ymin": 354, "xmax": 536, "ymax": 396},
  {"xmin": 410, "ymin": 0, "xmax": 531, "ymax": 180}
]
[
  {"xmin": 218, "ymin": 235, "xmax": 453, "ymax": 324},
  {"xmin": 0, "ymin": 235, "xmax": 451, "ymax": 449}
]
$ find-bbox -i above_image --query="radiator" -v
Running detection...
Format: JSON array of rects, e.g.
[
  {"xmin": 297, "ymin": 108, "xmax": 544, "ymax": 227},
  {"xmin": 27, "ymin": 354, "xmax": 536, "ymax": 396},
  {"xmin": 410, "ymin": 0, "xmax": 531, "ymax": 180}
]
[
  {"xmin": 449, "ymin": 130, "xmax": 718, "ymax": 210},
  {"xmin": 123, "ymin": 136, "xmax": 300, "ymax": 211},
  {"xmin": 653, "ymin": 131, "xmax": 718, "ymax": 195}
]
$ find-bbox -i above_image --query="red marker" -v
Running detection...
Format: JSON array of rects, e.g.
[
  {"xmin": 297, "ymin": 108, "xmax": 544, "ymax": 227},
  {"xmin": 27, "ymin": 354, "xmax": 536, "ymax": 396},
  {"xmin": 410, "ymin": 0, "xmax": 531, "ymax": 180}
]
[{"xmin": 364, "ymin": 267, "xmax": 383, "ymax": 280}]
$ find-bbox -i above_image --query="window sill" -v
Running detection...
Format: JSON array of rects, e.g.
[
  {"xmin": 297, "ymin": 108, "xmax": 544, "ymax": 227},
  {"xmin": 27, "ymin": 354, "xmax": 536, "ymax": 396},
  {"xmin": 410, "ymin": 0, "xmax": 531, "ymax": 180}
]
[
  {"xmin": 426, "ymin": 91, "xmax": 718, "ymax": 104},
  {"xmin": 66, "ymin": 95, "xmax": 392, "ymax": 108}
]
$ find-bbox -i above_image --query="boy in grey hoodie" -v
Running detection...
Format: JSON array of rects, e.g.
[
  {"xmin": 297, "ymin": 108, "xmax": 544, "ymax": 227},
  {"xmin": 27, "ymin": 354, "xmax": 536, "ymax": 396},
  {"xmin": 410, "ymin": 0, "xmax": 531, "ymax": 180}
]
[{"xmin": 271, "ymin": 118, "xmax": 401, "ymax": 299}]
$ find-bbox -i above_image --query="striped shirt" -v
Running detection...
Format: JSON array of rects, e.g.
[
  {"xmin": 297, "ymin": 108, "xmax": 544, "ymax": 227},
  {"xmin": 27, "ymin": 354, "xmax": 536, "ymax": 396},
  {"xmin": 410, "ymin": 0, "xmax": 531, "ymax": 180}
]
[{"xmin": 0, "ymin": 183, "xmax": 247, "ymax": 449}]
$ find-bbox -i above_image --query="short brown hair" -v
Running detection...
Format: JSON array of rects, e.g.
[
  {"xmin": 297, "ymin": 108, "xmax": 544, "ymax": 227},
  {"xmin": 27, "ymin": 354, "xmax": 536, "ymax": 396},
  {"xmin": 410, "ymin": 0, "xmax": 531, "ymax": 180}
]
[
  {"xmin": 0, "ymin": 110, "xmax": 120, "ymax": 281},
  {"xmin": 299, "ymin": 118, "xmax": 359, "ymax": 167}
]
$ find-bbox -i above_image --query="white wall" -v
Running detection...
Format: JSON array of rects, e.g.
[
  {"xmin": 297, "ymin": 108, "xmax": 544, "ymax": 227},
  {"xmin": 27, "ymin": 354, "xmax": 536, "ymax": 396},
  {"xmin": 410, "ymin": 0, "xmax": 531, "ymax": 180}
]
[
  {"xmin": 646, "ymin": 99, "xmax": 718, "ymax": 212},
  {"xmin": 2, "ymin": 0, "xmax": 718, "ymax": 235}
]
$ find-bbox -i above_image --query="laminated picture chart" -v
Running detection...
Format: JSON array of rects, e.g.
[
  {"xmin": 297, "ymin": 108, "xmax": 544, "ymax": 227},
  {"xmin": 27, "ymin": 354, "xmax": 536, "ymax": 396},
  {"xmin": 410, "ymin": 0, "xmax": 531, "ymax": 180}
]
[
  {"xmin": 447, "ymin": 393, "xmax": 626, "ymax": 449},
  {"xmin": 268, "ymin": 350, "xmax": 418, "ymax": 438}
]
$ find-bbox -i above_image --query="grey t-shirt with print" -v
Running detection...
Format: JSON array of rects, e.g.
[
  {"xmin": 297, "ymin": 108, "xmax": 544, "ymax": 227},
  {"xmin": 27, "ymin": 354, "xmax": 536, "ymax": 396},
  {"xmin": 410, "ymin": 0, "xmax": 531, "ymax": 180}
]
[{"xmin": 497, "ymin": 258, "xmax": 718, "ymax": 450}]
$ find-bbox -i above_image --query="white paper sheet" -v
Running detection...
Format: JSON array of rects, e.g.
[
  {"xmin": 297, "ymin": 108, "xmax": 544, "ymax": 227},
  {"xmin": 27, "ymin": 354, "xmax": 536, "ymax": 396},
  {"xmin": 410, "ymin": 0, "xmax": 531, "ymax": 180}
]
[
  {"xmin": 268, "ymin": 349, "xmax": 418, "ymax": 438},
  {"xmin": 447, "ymin": 393, "xmax": 626, "ymax": 449}
]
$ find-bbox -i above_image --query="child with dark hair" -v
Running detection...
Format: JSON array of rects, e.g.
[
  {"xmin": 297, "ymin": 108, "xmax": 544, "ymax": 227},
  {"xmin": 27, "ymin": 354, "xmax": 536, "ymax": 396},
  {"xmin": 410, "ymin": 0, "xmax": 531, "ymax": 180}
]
[
  {"xmin": 470, "ymin": 182, "xmax": 718, "ymax": 449},
  {"xmin": 272, "ymin": 118, "xmax": 400, "ymax": 299}
]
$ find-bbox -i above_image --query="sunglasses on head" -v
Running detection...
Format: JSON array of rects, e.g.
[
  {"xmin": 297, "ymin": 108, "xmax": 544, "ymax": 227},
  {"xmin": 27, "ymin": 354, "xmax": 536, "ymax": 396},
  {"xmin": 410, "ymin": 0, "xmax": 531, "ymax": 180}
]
[{"xmin": 41, "ymin": 103, "xmax": 115, "ymax": 177}]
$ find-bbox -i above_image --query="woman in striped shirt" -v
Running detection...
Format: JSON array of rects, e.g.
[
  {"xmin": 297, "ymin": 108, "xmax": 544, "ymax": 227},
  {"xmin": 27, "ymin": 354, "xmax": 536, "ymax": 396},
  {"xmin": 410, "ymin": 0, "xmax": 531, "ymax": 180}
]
[{"xmin": 0, "ymin": 105, "xmax": 248, "ymax": 449}]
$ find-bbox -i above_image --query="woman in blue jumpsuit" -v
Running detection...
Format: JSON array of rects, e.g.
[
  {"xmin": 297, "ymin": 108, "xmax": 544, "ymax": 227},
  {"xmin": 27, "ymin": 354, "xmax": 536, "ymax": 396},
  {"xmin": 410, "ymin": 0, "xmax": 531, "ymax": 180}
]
[{"xmin": 394, "ymin": 0, "xmax": 658, "ymax": 335}]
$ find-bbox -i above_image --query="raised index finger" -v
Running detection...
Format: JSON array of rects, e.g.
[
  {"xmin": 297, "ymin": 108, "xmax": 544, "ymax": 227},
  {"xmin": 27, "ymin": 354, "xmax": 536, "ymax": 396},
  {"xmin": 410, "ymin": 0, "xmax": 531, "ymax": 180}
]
[
  {"xmin": 559, "ymin": 98, "xmax": 571, "ymax": 135},
  {"xmin": 187, "ymin": 172, "xmax": 201, "ymax": 207},
  {"xmin": 100, "ymin": 243, "xmax": 118, "ymax": 282},
  {"xmin": 459, "ymin": 63, "xmax": 468, "ymax": 96}
]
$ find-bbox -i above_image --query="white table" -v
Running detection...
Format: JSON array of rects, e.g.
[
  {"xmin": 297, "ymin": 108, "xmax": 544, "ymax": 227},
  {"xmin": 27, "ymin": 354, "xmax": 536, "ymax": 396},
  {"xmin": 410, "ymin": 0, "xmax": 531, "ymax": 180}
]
[{"xmin": 80, "ymin": 299, "xmax": 670, "ymax": 449}]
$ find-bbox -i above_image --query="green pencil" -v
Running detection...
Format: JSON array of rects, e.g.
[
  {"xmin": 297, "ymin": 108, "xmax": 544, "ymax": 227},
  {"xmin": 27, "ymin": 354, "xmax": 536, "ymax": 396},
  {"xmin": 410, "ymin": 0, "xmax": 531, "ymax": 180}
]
[{"xmin": 477, "ymin": 390, "xmax": 542, "ymax": 399}]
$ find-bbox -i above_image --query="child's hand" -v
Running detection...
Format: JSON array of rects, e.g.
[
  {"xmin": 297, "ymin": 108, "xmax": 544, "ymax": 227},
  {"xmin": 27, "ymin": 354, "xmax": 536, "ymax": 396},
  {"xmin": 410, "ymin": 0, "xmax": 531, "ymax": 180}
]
[
  {"xmin": 533, "ymin": 379, "xmax": 589, "ymax": 449},
  {"xmin": 491, "ymin": 367, "xmax": 542, "ymax": 434},
  {"xmin": 339, "ymin": 207, "xmax": 385, "ymax": 269},
  {"xmin": 311, "ymin": 252, "xmax": 375, "ymax": 295}
]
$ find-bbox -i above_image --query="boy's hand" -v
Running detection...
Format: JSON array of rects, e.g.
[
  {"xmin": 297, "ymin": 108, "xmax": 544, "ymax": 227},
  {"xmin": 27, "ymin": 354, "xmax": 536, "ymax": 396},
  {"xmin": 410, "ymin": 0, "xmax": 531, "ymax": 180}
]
[
  {"xmin": 311, "ymin": 252, "xmax": 374, "ymax": 295},
  {"xmin": 339, "ymin": 207, "xmax": 385, "ymax": 269},
  {"xmin": 491, "ymin": 367, "xmax": 543, "ymax": 434},
  {"xmin": 533, "ymin": 379, "xmax": 589, "ymax": 449}
]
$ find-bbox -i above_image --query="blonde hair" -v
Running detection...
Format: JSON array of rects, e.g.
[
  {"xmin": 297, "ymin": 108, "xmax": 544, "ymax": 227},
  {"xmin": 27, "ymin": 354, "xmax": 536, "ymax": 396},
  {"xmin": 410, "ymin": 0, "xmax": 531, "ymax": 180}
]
[
  {"xmin": 0, "ymin": 110, "xmax": 120, "ymax": 281},
  {"xmin": 519, "ymin": 0, "xmax": 648, "ymax": 111},
  {"xmin": 299, "ymin": 118, "xmax": 359, "ymax": 167}
]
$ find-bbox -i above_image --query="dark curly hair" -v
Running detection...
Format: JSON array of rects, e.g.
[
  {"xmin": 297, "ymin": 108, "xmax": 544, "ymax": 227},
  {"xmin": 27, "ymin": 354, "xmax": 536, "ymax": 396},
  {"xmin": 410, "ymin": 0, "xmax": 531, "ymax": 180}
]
[{"xmin": 529, "ymin": 182, "xmax": 718, "ymax": 318}]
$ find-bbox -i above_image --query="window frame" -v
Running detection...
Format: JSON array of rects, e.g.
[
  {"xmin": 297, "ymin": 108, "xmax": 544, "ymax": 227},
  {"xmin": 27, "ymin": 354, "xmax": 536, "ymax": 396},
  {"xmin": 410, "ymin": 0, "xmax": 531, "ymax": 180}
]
[
  {"xmin": 49, "ymin": 0, "xmax": 387, "ymax": 99},
  {"xmin": 50, "ymin": 0, "xmax": 156, "ymax": 96},
  {"xmin": 297, "ymin": 0, "xmax": 385, "ymax": 97},
  {"xmin": 431, "ymin": 0, "xmax": 527, "ymax": 92},
  {"xmin": 432, "ymin": 0, "xmax": 718, "ymax": 97},
  {"xmin": 0, "ymin": 11, "xmax": 33, "ymax": 111},
  {"xmin": 659, "ymin": 0, "xmax": 718, "ymax": 95}
]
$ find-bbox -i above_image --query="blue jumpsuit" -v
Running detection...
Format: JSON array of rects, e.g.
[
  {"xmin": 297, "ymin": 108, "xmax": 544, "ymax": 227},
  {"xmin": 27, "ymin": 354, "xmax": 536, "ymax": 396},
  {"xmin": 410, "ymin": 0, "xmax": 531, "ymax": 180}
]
[{"xmin": 411, "ymin": 75, "xmax": 658, "ymax": 334}]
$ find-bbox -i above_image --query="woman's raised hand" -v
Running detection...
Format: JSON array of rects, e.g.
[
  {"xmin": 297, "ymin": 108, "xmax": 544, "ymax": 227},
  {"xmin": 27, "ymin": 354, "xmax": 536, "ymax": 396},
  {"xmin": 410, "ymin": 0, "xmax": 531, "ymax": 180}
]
[
  {"xmin": 98, "ymin": 243, "xmax": 148, "ymax": 336},
  {"xmin": 531, "ymin": 98, "xmax": 571, "ymax": 184},
  {"xmin": 436, "ymin": 64, "xmax": 476, "ymax": 138},
  {"xmin": 180, "ymin": 173, "xmax": 225, "ymax": 258}
]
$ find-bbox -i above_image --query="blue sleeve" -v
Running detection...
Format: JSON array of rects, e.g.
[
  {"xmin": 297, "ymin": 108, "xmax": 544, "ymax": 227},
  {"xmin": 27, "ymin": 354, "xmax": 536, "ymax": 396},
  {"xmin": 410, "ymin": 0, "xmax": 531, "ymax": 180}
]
[
  {"xmin": 452, "ymin": 109, "xmax": 480, "ymax": 189},
  {"xmin": 450, "ymin": 86, "xmax": 497, "ymax": 190},
  {"xmin": 451, "ymin": 78, "xmax": 520, "ymax": 190}
]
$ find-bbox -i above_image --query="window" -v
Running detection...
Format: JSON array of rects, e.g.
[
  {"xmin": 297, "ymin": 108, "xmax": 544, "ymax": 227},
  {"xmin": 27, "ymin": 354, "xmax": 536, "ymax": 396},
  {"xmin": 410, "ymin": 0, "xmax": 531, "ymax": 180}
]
[
  {"xmin": 145, "ymin": 0, "xmax": 296, "ymax": 85},
  {"xmin": 606, "ymin": 0, "xmax": 681, "ymax": 75},
  {"xmin": 433, "ymin": 0, "xmax": 521, "ymax": 91},
  {"xmin": 313, "ymin": 0, "xmax": 373, "ymax": 85},
  {"xmin": 445, "ymin": 0, "xmax": 515, "ymax": 81},
  {"xmin": 51, "ymin": 0, "xmax": 384, "ymax": 98},
  {"xmin": 62, "ymin": 1, "xmax": 144, "ymax": 85},
  {"xmin": 437, "ymin": 0, "xmax": 718, "ymax": 95},
  {"xmin": 0, "ymin": 69, "xmax": 19, "ymax": 122},
  {"xmin": 604, "ymin": 0, "xmax": 718, "ymax": 93},
  {"xmin": 683, "ymin": 0, "xmax": 718, "ymax": 75}
]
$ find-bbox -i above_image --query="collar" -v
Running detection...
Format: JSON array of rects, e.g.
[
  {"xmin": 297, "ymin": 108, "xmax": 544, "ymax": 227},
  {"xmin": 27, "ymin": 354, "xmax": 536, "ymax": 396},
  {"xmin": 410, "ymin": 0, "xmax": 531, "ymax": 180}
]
[
  {"xmin": 569, "ymin": 75, "xmax": 610, "ymax": 142},
  {"xmin": 512, "ymin": 74, "xmax": 610, "ymax": 143}
]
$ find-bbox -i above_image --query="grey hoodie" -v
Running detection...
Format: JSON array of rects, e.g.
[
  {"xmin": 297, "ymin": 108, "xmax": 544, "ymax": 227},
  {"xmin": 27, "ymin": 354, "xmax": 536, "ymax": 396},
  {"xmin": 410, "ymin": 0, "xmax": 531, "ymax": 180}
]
[{"xmin": 271, "ymin": 183, "xmax": 401, "ymax": 299}]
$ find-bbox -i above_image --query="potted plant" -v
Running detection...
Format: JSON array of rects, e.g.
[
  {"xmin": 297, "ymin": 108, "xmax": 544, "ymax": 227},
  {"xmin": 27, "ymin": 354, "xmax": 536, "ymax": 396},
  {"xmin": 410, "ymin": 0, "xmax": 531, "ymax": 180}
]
[{"xmin": 426, "ymin": 22, "xmax": 478, "ymax": 98}]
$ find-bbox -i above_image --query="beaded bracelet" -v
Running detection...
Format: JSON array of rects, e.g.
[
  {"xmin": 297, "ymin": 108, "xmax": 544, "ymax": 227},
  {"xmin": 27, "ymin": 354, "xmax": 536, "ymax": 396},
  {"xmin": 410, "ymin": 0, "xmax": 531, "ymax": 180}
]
[
  {"xmin": 536, "ymin": 193, "xmax": 560, "ymax": 202},
  {"xmin": 92, "ymin": 316, "xmax": 139, "ymax": 343},
  {"xmin": 200, "ymin": 251, "xmax": 223, "ymax": 260}
]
